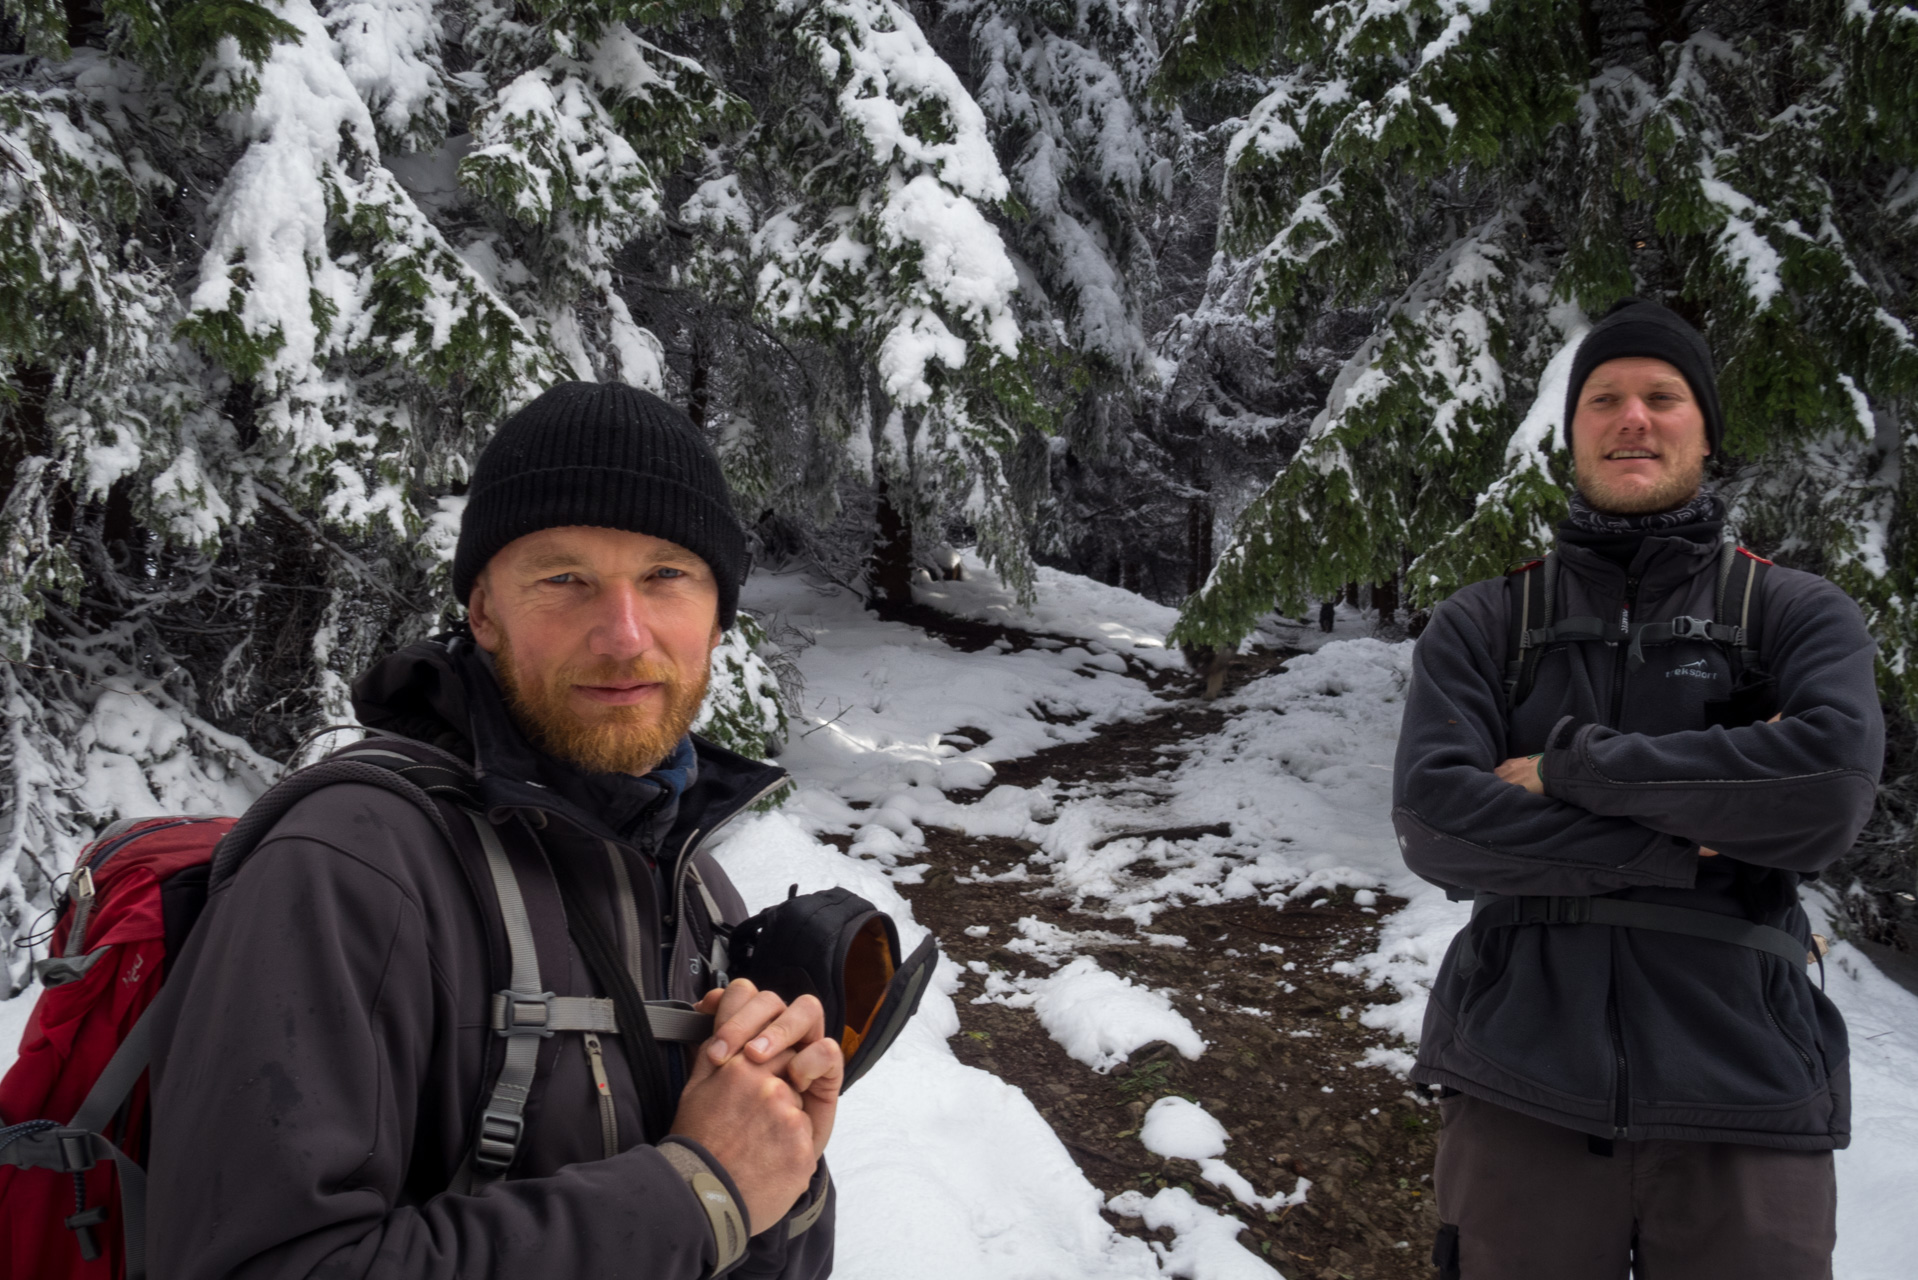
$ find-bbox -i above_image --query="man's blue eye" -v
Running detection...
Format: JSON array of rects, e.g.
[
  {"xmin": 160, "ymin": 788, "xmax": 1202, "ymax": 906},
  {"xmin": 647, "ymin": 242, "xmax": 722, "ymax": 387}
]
[
  {"xmin": 656, "ymin": 567, "xmax": 685, "ymax": 579},
  {"xmin": 546, "ymin": 573, "xmax": 577, "ymax": 585}
]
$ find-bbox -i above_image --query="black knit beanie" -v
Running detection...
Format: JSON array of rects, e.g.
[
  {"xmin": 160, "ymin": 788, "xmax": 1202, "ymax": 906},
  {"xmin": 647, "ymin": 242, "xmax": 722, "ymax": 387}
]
[
  {"xmin": 453, "ymin": 382, "xmax": 748, "ymax": 628},
  {"xmin": 1563, "ymin": 298, "xmax": 1723, "ymax": 455}
]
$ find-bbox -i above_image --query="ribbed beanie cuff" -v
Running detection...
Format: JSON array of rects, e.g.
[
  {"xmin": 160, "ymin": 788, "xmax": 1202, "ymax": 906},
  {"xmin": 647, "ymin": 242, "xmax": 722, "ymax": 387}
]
[
  {"xmin": 1563, "ymin": 298, "xmax": 1724, "ymax": 456},
  {"xmin": 453, "ymin": 382, "xmax": 747, "ymax": 628}
]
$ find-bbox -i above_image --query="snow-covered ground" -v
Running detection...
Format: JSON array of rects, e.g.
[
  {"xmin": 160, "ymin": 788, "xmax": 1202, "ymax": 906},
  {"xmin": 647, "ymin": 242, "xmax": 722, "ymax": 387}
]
[{"xmin": 6, "ymin": 560, "xmax": 1917, "ymax": 1278}]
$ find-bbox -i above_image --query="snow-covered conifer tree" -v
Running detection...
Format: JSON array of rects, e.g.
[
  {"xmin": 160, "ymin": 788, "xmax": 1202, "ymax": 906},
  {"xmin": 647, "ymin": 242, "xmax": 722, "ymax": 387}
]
[
  {"xmin": 1169, "ymin": 0, "xmax": 1916, "ymax": 701},
  {"xmin": 6, "ymin": 0, "xmax": 1012, "ymax": 985}
]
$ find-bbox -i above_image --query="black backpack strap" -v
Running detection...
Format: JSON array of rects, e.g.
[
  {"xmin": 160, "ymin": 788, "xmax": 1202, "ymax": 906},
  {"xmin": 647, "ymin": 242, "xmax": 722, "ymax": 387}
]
[
  {"xmin": 1505, "ymin": 554, "xmax": 1609, "ymax": 711},
  {"xmin": 1714, "ymin": 541, "xmax": 1772, "ymax": 674},
  {"xmin": 1503, "ymin": 557, "xmax": 1550, "ymax": 711},
  {"xmin": 1472, "ymin": 893, "xmax": 1812, "ymax": 967},
  {"xmin": 544, "ymin": 843, "xmax": 681, "ymax": 1146},
  {"xmin": 208, "ymin": 735, "xmax": 486, "ymax": 891}
]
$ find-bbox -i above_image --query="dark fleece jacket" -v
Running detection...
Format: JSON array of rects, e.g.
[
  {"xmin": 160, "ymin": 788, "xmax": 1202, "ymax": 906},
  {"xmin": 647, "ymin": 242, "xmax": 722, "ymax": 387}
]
[
  {"xmin": 1393, "ymin": 529, "xmax": 1882, "ymax": 1148},
  {"xmin": 146, "ymin": 635, "xmax": 832, "ymax": 1280}
]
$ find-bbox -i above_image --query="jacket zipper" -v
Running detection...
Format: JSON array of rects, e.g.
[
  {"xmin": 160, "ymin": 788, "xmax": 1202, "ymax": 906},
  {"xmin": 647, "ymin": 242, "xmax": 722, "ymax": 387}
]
[
  {"xmin": 1606, "ymin": 984, "xmax": 1630, "ymax": 1138},
  {"xmin": 1608, "ymin": 575, "xmax": 1639, "ymax": 728},
  {"xmin": 582, "ymin": 1031, "xmax": 619, "ymax": 1158},
  {"xmin": 664, "ymin": 777, "xmax": 791, "ymax": 939}
]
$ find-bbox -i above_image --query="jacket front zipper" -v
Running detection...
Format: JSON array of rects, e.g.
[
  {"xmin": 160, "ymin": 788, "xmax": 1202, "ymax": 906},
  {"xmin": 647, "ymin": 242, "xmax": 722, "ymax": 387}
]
[
  {"xmin": 1606, "ymin": 985, "xmax": 1630, "ymax": 1138},
  {"xmin": 1608, "ymin": 575, "xmax": 1639, "ymax": 728},
  {"xmin": 582, "ymin": 1032, "xmax": 619, "ymax": 1158}
]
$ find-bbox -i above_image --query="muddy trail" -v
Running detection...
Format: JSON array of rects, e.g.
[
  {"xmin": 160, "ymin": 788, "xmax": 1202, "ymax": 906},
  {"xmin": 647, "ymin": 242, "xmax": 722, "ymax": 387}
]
[{"xmin": 848, "ymin": 612, "xmax": 1443, "ymax": 1280}]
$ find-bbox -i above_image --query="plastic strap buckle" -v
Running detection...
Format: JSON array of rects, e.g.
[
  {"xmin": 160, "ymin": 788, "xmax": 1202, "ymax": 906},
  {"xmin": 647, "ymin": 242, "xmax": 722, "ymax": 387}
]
[
  {"xmin": 1667, "ymin": 616, "xmax": 1711, "ymax": 641},
  {"xmin": 56, "ymin": 1129, "xmax": 98, "ymax": 1173},
  {"xmin": 493, "ymin": 990, "xmax": 559, "ymax": 1038},
  {"xmin": 473, "ymin": 1111, "xmax": 525, "ymax": 1172}
]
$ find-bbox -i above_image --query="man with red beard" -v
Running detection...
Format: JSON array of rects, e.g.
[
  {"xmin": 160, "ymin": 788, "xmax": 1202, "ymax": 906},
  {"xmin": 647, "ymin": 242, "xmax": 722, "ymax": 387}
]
[{"xmin": 147, "ymin": 383, "xmax": 837, "ymax": 1280}]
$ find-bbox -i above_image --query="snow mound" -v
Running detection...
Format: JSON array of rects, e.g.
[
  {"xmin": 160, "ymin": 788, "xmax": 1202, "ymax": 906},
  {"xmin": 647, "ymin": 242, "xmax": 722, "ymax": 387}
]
[
  {"xmin": 975, "ymin": 955, "xmax": 1205, "ymax": 1073},
  {"xmin": 1141, "ymin": 1096, "xmax": 1227, "ymax": 1160}
]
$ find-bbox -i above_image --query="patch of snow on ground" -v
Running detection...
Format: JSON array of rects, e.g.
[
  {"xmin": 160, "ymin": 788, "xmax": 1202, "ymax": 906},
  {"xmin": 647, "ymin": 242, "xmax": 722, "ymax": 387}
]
[
  {"xmin": 1141, "ymin": 1095, "xmax": 1227, "ymax": 1160},
  {"xmin": 1108, "ymin": 1187, "xmax": 1284, "ymax": 1280},
  {"xmin": 916, "ymin": 551, "xmax": 1186, "ymax": 669},
  {"xmin": 977, "ymin": 955, "xmax": 1206, "ymax": 1072}
]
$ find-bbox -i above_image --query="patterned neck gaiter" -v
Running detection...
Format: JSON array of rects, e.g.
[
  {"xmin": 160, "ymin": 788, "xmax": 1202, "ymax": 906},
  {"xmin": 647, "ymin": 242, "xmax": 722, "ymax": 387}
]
[{"xmin": 1564, "ymin": 486, "xmax": 1724, "ymax": 536}]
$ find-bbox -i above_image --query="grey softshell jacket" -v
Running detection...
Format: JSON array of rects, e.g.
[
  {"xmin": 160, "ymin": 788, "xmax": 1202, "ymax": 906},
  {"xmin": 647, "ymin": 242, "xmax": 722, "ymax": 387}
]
[
  {"xmin": 146, "ymin": 637, "xmax": 835, "ymax": 1279},
  {"xmin": 1393, "ymin": 530, "xmax": 1882, "ymax": 1148}
]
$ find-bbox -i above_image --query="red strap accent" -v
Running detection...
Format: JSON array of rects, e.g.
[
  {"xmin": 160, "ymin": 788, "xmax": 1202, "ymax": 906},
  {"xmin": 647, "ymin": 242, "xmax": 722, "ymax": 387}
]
[
  {"xmin": 1508, "ymin": 558, "xmax": 1544, "ymax": 575},
  {"xmin": 1736, "ymin": 547, "xmax": 1774, "ymax": 565}
]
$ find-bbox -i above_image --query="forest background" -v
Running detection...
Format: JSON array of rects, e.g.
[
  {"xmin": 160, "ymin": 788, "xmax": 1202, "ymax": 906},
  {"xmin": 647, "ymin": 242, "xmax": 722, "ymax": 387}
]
[{"xmin": 1, "ymin": 0, "xmax": 1914, "ymax": 993}]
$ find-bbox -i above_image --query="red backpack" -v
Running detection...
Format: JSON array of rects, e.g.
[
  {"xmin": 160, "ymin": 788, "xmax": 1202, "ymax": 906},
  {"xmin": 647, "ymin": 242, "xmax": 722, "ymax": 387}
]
[{"xmin": 0, "ymin": 743, "xmax": 483, "ymax": 1280}]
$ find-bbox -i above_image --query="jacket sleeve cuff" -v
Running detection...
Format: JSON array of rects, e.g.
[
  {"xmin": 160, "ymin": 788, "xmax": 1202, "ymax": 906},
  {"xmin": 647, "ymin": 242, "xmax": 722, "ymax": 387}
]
[
  {"xmin": 784, "ymin": 1158, "xmax": 832, "ymax": 1240},
  {"xmin": 658, "ymin": 1136, "xmax": 751, "ymax": 1276},
  {"xmin": 1537, "ymin": 715, "xmax": 1586, "ymax": 797}
]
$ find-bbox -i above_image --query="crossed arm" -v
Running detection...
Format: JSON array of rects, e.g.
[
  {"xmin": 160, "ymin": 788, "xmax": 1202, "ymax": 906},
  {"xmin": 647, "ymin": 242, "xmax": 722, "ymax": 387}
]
[
  {"xmin": 1392, "ymin": 577, "xmax": 1881, "ymax": 895},
  {"xmin": 1490, "ymin": 717, "xmax": 1781, "ymax": 856}
]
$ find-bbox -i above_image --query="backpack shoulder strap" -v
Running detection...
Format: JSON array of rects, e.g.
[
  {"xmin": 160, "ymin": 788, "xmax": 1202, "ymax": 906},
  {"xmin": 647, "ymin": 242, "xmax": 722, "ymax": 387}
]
[
  {"xmin": 207, "ymin": 737, "xmax": 480, "ymax": 892},
  {"xmin": 1714, "ymin": 542, "xmax": 1773, "ymax": 673},
  {"xmin": 1504, "ymin": 553, "xmax": 1557, "ymax": 711}
]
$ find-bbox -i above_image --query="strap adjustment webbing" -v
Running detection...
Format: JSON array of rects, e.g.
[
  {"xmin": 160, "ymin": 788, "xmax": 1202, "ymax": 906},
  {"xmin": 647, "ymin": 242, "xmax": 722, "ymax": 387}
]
[
  {"xmin": 1519, "ymin": 616, "xmax": 1611, "ymax": 649},
  {"xmin": 464, "ymin": 810, "xmax": 545, "ymax": 1179},
  {"xmin": 1472, "ymin": 894, "xmax": 1812, "ymax": 966},
  {"xmin": 488, "ymin": 992, "xmax": 714, "ymax": 1043}
]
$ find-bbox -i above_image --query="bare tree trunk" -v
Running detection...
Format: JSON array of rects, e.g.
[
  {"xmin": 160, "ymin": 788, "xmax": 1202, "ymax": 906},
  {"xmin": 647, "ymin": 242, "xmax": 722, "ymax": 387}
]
[
  {"xmin": 869, "ymin": 478, "xmax": 914, "ymax": 617},
  {"xmin": 686, "ymin": 328, "xmax": 711, "ymax": 430},
  {"xmin": 1372, "ymin": 575, "xmax": 1398, "ymax": 627}
]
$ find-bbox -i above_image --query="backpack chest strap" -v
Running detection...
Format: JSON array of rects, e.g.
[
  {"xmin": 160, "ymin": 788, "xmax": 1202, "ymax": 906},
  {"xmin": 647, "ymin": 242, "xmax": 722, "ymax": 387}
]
[{"xmin": 488, "ymin": 992, "xmax": 713, "ymax": 1042}]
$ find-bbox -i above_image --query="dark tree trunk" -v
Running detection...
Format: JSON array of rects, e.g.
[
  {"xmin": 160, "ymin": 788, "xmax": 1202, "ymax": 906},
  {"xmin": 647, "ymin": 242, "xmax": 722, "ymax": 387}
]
[
  {"xmin": 1372, "ymin": 575, "xmax": 1398, "ymax": 626},
  {"xmin": 686, "ymin": 329, "xmax": 710, "ymax": 430},
  {"xmin": 869, "ymin": 479, "xmax": 914, "ymax": 617},
  {"xmin": 1344, "ymin": 581, "xmax": 1360, "ymax": 608},
  {"xmin": 1185, "ymin": 495, "xmax": 1214, "ymax": 597},
  {"xmin": 1, "ymin": 363, "xmax": 52, "ymax": 502}
]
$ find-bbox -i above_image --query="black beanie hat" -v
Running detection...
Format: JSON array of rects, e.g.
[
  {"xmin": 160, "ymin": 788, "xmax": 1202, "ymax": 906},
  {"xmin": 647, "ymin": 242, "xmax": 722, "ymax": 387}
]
[
  {"xmin": 453, "ymin": 382, "xmax": 748, "ymax": 629},
  {"xmin": 1563, "ymin": 298, "xmax": 1723, "ymax": 456}
]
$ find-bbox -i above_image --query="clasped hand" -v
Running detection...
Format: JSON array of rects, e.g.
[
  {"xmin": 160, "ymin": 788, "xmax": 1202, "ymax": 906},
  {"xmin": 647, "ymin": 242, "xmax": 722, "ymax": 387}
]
[{"xmin": 668, "ymin": 979, "xmax": 843, "ymax": 1236}]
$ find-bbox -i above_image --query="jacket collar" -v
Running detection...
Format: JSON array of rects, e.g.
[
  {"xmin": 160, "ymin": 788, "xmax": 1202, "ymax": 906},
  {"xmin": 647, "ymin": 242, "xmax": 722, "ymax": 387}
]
[
  {"xmin": 1555, "ymin": 523, "xmax": 1723, "ymax": 597},
  {"xmin": 350, "ymin": 635, "xmax": 788, "ymax": 858}
]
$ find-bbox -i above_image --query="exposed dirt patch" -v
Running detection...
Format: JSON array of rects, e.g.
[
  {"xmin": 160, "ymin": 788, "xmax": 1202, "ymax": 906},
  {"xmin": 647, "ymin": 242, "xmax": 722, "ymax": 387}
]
[{"xmin": 892, "ymin": 690, "xmax": 1443, "ymax": 1280}]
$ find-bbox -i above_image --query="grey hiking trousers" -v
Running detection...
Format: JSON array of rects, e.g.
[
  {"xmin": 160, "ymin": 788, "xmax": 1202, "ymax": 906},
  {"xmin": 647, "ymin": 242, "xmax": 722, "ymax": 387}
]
[{"xmin": 1433, "ymin": 1093, "xmax": 1836, "ymax": 1279}]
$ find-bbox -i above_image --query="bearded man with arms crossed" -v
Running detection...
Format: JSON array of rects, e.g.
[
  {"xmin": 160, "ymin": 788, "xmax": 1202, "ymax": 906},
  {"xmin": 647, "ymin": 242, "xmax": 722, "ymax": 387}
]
[
  {"xmin": 1393, "ymin": 300, "xmax": 1882, "ymax": 1279},
  {"xmin": 147, "ymin": 382, "xmax": 836, "ymax": 1280}
]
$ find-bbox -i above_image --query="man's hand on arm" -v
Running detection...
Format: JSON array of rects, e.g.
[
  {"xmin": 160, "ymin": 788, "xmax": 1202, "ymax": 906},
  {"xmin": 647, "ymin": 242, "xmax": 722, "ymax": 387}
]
[
  {"xmin": 669, "ymin": 980, "xmax": 843, "ymax": 1234},
  {"xmin": 1493, "ymin": 753, "xmax": 1545, "ymax": 795}
]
